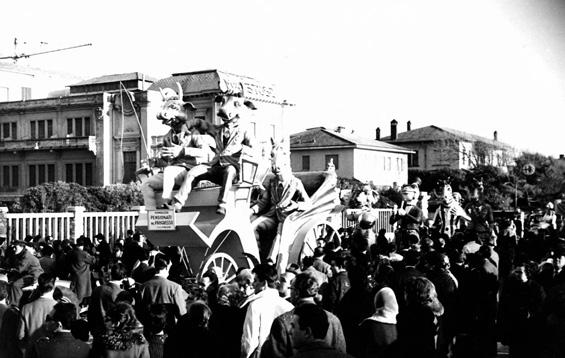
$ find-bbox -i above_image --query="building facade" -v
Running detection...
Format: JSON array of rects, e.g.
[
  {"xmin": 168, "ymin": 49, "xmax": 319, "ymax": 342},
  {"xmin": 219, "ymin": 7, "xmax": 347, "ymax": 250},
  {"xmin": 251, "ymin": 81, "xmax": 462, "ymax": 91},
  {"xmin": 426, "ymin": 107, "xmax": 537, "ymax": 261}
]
[
  {"xmin": 0, "ymin": 69, "xmax": 290, "ymax": 202},
  {"xmin": 290, "ymin": 127, "xmax": 413, "ymax": 187},
  {"xmin": 380, "ymin": 121, "xmax": 518, "ymax": 171}
]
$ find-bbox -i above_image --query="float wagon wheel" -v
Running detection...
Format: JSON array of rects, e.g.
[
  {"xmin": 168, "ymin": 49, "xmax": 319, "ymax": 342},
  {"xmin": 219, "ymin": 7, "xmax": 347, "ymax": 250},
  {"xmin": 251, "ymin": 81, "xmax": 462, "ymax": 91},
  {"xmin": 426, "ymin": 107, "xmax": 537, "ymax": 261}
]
[
  {"xmin": 200, "ymin": 229, "xmax": 255, "ymax": 283},
  {"xmin": 202, "ymin": 252, "xmax": 239, "ymax": 283},
  {"xmin": 298, "ymin": 221, "xmax": 341, "ymax": 261}
]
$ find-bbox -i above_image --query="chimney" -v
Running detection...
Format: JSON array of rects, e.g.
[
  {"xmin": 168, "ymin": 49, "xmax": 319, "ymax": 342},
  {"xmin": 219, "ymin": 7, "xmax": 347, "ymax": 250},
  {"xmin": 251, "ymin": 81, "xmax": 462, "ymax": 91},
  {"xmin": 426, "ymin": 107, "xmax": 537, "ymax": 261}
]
[
  {"xmin": 493, "ymin": 130, "xmax": 498, "ymax": 141},
  {"xmin": 560, "ymin": 154, "xmax": 564, "ymax": 160},
  {"xmin": 376, "ymin": 127, "xmax": 381, "ymax": 140},
  {"xmin": 407, "ymin": 121, "xmax": 411, "ymax": 131},
  {"xmin": 391, "ymin": 119, "xmax": 398, "ymax": 141}
]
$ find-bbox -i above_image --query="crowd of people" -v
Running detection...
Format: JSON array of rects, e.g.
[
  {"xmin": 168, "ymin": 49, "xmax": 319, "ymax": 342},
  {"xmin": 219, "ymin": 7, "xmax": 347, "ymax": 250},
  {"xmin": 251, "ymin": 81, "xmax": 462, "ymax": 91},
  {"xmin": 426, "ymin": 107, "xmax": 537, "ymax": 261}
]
[{"xmin": 0, "ymin": 195, "xmax": 564, "ymax": 358}]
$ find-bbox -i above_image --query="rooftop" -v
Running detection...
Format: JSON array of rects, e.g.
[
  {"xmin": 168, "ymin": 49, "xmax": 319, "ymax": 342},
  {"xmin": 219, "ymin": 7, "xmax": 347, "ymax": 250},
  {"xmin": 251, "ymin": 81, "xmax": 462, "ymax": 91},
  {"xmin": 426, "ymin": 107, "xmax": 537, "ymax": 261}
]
[
  {"xmin": 381, "ymin": 125, "xmax": 513, "ymax": 149},
  {"xmin": 291, "ymin": 127, "xmax": 414, "ymax": 153},
  {"xmin": 69, "ymin": 72, "xmax": 157, "ymax": 86},
  {"xmin": 148, "ymin": 69, "xmax": 285, "ymax": 104}
]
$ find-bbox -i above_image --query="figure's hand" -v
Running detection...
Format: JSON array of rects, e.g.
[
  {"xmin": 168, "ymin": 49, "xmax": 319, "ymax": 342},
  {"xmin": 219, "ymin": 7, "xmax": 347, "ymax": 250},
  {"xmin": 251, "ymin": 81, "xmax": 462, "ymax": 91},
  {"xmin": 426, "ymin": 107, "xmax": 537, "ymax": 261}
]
[
  {"xmin": 397, "ymin": 208, "xmax": 407, "ymax": 216},
  {"xmin": 162, "ymin": 145, "xmax": 183, "ymax": 158}
]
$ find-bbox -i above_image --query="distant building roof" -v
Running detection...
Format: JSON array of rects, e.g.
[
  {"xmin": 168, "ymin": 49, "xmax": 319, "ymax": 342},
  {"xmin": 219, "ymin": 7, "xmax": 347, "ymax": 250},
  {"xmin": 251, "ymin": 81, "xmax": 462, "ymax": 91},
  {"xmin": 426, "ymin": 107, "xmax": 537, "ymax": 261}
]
[
  {"xmin": 69, "ymin": 72, "xmax": 157, "ymax": 86},
  {"xmin": 291, "ymin": 127, "xmax": 413, "ymax": 154},
  {"xmin": 148, "ymin": 69, "xmax": 285, "ymax": 104},
  {"xmin": 381, "ymin": 125, "xmax": 513, "ymax": 149}
]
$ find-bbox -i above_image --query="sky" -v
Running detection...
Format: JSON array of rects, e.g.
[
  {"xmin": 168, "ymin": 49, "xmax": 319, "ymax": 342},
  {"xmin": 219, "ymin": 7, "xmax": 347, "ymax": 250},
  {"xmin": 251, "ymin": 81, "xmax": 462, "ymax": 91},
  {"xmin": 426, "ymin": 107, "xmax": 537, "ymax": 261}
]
[{"xmin": 1, "ymin": 0, "xmax": 565, "ymax": 157}]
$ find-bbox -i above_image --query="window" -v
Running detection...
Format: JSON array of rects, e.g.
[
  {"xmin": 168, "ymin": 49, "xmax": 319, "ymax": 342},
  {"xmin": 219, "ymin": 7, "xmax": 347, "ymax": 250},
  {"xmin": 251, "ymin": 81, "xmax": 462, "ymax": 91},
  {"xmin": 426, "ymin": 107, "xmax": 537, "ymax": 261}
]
[
  {"xmin": 21, "ymin": 87, "xmax": 31, "ymax": 100},
  {"xmin": 30, "ymin": 119, "xmax": 53, "ymax": 139},
  {"xmin": 1, "ymin": 165, "xmax": 19, "ymax": 189},
  {"xmin": 28, "ymin": 164, "xmax": 55, "ymax": 186},
  {"xmin": 302, "ymin": 155, "xmax": 310, "ymax": 171},
  {"xmin": 408, "ymin": 150, "xmax": 419, "ymax": 167},
  {"xmin": 65, "ymin": 162, "xmax": 93, "ymax": 186},
  {"xmin": 325, "ymin": 154, "xmax": 339, "ymax": 170},
  {"xmin": 66, "ymin": 117, "xmax": 91, "ymax": 136},
  {"xmin": 123, "ymin": 151, "xmax": 137, "ymax": 183},
  {"xmin": 1, "ymin": 122, "xmax": 17, "ymax": 139}
]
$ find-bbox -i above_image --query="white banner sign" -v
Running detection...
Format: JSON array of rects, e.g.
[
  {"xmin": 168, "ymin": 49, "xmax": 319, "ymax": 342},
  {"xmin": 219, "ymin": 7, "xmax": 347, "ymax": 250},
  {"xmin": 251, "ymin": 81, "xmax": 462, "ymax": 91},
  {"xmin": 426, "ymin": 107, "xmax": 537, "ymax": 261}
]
[{"xmin": 147, "ymin": 210, "xmax": 176, "ymax": 231}]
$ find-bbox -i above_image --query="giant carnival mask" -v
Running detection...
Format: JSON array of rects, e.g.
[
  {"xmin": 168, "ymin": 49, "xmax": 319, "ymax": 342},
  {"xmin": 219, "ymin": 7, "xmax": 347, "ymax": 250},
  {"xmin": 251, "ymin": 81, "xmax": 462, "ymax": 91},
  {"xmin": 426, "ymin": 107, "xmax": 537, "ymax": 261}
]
[
  {"xmin": 270, "ymin": 137, "xmax": 292, "ymax": 183},
  {"xmin": 157, "ymin": 83, "xmax": 196, "ymax": 128},
  {"xmin": 215, "ymin": 83, "xmax": 257, "ymax": 125}
]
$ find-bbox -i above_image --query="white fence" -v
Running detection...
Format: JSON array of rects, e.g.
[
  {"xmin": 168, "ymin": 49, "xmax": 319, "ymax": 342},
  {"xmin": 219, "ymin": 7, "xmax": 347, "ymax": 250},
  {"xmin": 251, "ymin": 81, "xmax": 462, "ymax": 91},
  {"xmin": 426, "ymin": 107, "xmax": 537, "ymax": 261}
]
[
  {"xmin": 4, "ymin": 206, "xmax": 139, "ymax": 244},
  {"xmin": 341, "ymin": 208, "xmax": 395, "ymax": 233}
]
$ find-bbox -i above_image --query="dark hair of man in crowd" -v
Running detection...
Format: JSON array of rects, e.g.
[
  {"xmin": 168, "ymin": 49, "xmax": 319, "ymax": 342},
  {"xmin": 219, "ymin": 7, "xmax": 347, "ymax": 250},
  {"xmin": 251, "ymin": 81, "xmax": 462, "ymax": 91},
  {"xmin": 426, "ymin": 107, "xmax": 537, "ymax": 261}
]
[
  {"xmin": 302, "ymin": 256, "xmax": 315, "ymax": 268},
  {"xmin": 40, "ymin": 244, "xmax": 54, "ymax": 258},
  {"xmin": 52, "ymin": 302, "xmax": 77, "ymax": 330},
  {"xmin": 332, "ymin": 255, "xmax": 346, "ymax": 269},
  {"xmin": 116, "ymin": 291, "xmax": 135, "ymax": 305},
  {"xmin": 313, "ymin": 247, "xmax": 325, "ymax": 258},
  {"xmin": 37, "ymin": 273, "xmax": 56, "ymax": 295},
  {"xmin": 428, "ymin": 251, "xmax": 448, "ymax": 271},
  {"xmin": 202, "ymin": 269, "xmax": 218, "ymax": 284},
  {"xmin": 154, "ymin": 254, "xmax": 171, "ymax": 271},
  {"xmin": 187, "ymin": 301, "xmax": 212, "ymax": 328},
  {"xmin": 252, "ymin": 263, "xmax": 278, "ymax": 287},
  {"xmin": 147, "ymin": 304, "xmax": 168, "ymax": 334},
  {"xmin": 293, "ymin": 272, "xmax": 319, "ymax": 298},
  {"xmin": 0, "ymin": 281, "xmax": 7, "ymax": 301},
  {"xmin": 294, "ymin": 304, "xmax": 329, "ymax": 340},
  {"xmin": 111, "ymin": 263, "xmax": 127, "ymax": 281},
  {"xmin": 133, "ymin": 232, "xmax": 142, "ymax": 242},
  {"xmin": 403, "ymin": 250, "xmax": 420, "ymax": 267}
]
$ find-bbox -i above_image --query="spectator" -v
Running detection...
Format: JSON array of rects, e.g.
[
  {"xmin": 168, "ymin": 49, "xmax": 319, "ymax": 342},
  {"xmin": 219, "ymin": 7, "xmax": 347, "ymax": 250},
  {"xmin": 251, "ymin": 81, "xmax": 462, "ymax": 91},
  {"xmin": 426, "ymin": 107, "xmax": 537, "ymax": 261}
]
[
  {"xmin": 302, "ymin": 256, "xmax": 328, "ymax": 288},
  {"xmin": 209, "ymin": 283, "xmax": 246, "ymax": 358},
  {"xmin": 290, "ymin": 304, "xmax": 353, "ymax": 358},
  {"xmin": 323, "ymin": 255, "xmax": 350, "ymax": 313},
  {"xmin": 6, "ymin": 240, "xmax": 43, "ymax": 306},
  {"xmin": 359, "ymin": 287, "xmax": 398, "ymax": 358},
  {"xmin": 28, "ymin": 302, "xmax": 90, "ymax": 358},
  {"xmin": 37, "ymin": 244, "xmax": 56, "ymax": 278},
  {"xmin": 164, "ymin": 301, "xmax": 216, "ymax": 358},
  {"xmin": 69, "ymin": 236, "xmax": 96, "ymax": 304},
  {"xmin": 18, "ymin": 273, "xmax": 57, "ymax": 352},
  {"xmin": 261, "ymin": 272, "xmax": 346, "ymax": 358},
  {"xmin": 132, "ymin": 250, "xmax": 155, "ymax": 285},
  {"xmin": 391, "ymin": 276, "xmax": 443, "ymax": 358},
  {"xmin": 91, "ymin": 302, "xmax": 149, "ymax": 358},
  {"xmin": 498, "ymin": 265, "xmax": 545, "ymax": 358},
  {"xmin": 241, "ymin": 263, "xmax": 294, "ymax": 358},
  {"xmin": 277, "ymin": 271, "xmax": 296, "ymax": 301},
  {"xmin": 312, "ymin": 247, "xmax": 333, "ymax": 279},
  {"xmin": 145, "ymin": 304, "xmax": 168, "ymax": 358},
  {"xmin": 88, "ymin": 262, "xmax": 126, "ymax": 337},
  {"xmin": 0, "ymin": 281, "xmax": 8, "ymax": 332},
  {"xmin": 138, "ymin": 254, "xmax": 189, "ymax": 325},
  {"xmin": 335, "ymin": 265, "xmax": 373, "ymax": 357}
]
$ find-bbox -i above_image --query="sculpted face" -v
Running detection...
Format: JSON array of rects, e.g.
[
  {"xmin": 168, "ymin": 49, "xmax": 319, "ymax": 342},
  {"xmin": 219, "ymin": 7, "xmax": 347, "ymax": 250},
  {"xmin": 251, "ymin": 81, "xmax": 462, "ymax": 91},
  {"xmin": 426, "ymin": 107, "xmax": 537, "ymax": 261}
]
[
  {"xmin": 215, "ymin": 94, "xmax": 256, "ymax": 124},
  {"xmin": 157, "ymin": 83, "xmax": 196, "ymax": 129},
  {"xmin": 270, "ymin": 138, "xmax": 292, "ymax": 182}
]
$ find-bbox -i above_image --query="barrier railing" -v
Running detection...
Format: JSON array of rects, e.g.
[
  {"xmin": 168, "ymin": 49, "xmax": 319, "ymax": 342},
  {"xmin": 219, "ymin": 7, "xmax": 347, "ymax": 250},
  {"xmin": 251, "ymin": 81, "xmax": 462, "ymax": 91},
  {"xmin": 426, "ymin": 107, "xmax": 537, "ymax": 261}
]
[
  {"xmin": 4, "ymin": 206, "xmax": 139, "ymax": 244},
  {"xmin": 342, "ymin": 208, "xmax": 395, "ymax": 233}
]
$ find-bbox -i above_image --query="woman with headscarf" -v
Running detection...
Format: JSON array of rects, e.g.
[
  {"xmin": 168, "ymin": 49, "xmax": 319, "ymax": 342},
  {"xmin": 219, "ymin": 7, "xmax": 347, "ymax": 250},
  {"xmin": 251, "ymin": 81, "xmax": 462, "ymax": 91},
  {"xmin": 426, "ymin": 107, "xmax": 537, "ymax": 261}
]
[{"xmin": 359, "ymin": 286, "xmax": 398, "ymax": 358}]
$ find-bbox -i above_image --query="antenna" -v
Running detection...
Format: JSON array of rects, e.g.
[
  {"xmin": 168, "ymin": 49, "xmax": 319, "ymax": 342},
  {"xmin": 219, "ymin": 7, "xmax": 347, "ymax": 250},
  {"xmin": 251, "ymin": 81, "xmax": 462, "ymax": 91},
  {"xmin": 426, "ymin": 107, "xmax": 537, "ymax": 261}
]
[{"xmin": 1, "ymin": 40, "xmax": 92, "ymax": 61}]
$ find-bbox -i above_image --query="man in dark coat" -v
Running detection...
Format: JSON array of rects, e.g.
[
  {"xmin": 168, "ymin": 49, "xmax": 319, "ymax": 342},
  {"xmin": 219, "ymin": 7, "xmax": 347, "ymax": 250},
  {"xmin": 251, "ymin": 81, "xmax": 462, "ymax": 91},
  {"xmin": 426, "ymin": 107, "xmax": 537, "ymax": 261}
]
[
  {"xmin": 69, "ymin": 237, "xmax": 96, "ymax": 304},
  {"xmin": 6, "ymin": 240, "xmax": 43, "ymax": 306},
  {"xmin": 261, "ymin": 272, "xmax": 346, "ymax": 358},
  {"xmin": 290, "ymin": 304, "xmax": 353, "ymax": 358},
  {"xmin": 28, "ymin": 302, "xmax": 90, "ymax": 358}
]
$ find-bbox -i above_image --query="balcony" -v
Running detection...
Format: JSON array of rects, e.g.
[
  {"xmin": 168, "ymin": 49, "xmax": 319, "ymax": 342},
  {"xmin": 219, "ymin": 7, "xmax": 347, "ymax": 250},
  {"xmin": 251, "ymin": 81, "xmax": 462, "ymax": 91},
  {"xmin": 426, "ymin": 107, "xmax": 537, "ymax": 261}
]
[{"xmin": 0, "ymin": 136, "xmax": 96, "ymax": 153}]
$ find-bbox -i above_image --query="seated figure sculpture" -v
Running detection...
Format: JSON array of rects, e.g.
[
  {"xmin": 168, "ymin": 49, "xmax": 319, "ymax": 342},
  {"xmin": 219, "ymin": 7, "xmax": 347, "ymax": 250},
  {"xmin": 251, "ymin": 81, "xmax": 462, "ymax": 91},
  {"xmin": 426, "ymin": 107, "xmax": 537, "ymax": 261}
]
[
  {"xmin": 250, "ymin": 138, "xmax": 310, "ymax": 261},
  {"xmin": 390, "ymin": 182, "xmax": 423, "ymax": 250},
  {"xmin": 181, "ymin": 85, "xmax": 257, "ymax": 215},
  {"xmin": 141, "ymin": 84, "xmax": 215, "ymax": 210}
]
